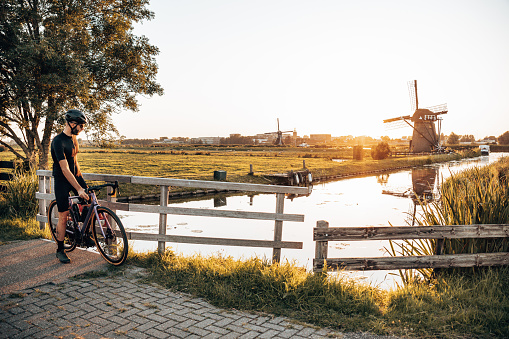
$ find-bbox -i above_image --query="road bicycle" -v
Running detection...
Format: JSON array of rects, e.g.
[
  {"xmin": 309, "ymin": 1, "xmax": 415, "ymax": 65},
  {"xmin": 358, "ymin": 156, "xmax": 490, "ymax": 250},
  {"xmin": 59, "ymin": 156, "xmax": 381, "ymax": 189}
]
[{"xmin": 47, "ymin": 181, "xmax": 128, "ymax": 266}]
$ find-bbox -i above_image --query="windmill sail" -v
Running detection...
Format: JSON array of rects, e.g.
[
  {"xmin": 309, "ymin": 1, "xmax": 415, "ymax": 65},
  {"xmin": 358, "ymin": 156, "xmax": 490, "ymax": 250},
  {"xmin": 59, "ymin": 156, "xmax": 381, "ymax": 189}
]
[
  {"xmin": 408, "ymin": 80, "xmax": 418, "ymax": 112},
  {"xmin": 384, "ymin": 80, "xmax": 447, "ymax": 153}
]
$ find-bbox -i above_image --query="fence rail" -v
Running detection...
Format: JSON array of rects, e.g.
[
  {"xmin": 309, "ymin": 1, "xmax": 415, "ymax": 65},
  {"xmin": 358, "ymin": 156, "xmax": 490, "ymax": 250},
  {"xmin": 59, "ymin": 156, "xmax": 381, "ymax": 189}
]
[
  {"xmin": 313, "ymin": 220, "xmax": 509, "ymax": 272},
  {"xmin": 0, "ymin": 160, "xmax": 30, "ymax": 191},
  {"xmin": 36, "ymin": 170, "xmax": 310, "ymax": 263}
]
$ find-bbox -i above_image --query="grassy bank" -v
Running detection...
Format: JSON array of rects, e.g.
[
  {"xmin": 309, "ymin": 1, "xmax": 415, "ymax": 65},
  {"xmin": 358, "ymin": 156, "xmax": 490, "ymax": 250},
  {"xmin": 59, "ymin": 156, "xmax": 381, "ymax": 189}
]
[{"xmin": 127, "ymin": 250, "xmax": 509, "ymax": 338}]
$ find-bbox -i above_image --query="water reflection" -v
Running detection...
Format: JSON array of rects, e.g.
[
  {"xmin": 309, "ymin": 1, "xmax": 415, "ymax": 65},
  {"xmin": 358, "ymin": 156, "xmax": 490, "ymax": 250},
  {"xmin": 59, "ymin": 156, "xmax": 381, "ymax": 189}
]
[
  {"xmin": 119, "ymin": 153, "xmax": 508, "ymax": 288},
  {"xmin": 382, "ymin": 167, "xmax": 438, "ymax": 225}
]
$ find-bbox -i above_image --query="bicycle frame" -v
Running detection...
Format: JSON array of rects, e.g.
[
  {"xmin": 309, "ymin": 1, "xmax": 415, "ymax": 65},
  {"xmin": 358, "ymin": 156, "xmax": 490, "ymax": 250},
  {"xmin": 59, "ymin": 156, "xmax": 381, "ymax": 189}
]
[{"xmin": 67, "ymin": 190, "xmax": 113, "ymax": 241}]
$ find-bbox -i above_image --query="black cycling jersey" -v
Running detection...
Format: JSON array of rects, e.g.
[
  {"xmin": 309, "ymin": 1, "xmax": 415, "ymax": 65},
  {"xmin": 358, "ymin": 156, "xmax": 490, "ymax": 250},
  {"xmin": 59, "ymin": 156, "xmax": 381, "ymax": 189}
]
[
  {"xmin": 51, "ymin": 132, "xmax": 79, "ymax": 178},
  {"xmin": 50, "ymin": 132, "xmax": 87, "ymax": 212}
]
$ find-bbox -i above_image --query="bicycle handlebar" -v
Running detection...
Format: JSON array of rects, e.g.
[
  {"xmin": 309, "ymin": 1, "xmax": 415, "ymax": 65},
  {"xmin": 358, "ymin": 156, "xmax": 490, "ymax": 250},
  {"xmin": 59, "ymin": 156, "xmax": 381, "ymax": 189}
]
[{"xmin": 85, "ymin": 181, "xmax": 119, "ymax": 196}]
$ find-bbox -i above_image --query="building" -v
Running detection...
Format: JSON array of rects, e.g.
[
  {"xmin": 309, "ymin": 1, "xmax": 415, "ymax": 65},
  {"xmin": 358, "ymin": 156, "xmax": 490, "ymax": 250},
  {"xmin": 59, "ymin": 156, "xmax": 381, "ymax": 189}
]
[{"xmin": 309, "ymin": 134, "xmax": 332, "ymax": 144}]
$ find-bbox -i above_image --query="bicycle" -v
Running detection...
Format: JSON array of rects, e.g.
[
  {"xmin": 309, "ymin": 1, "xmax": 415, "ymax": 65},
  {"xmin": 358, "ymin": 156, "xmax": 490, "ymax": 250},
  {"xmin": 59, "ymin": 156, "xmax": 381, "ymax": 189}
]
[{"xmin": 47, "ymin": 181, "xmax": 128, "ymax": 266}]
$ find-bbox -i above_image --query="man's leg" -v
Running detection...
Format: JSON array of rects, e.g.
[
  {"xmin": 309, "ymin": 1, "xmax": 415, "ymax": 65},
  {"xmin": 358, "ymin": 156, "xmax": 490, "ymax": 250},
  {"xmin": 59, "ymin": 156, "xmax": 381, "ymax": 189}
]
[{"xmin": 56, "ymin": 210, "xmax": 71, "ymax": 263}]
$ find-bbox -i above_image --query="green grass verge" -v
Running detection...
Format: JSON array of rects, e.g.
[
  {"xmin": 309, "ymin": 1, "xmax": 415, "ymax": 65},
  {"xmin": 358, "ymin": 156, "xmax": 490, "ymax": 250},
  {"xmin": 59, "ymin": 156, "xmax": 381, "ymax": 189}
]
[
  {"xmin": 0, "ymin": 217, "xmax": 50, "ymax": 244},
  {"xmin": 127, "ymin": 250, "xmax": 509, "ymax": 338}
]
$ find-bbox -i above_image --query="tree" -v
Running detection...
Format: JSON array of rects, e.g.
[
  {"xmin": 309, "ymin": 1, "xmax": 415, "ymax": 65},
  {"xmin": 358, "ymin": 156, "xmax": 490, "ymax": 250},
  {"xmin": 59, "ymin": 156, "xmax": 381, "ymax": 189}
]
[
  {"xmin": 0, "ymin": 0, "xmax": 163, "ymax": 169},
  {"xmin": 460, "ymin": 134, "xmax": 475, "ymax": 143},
  {"xmin": 371, "ymin": 141, "xmax": 391, "ymax": 160},
  {"xmin": 447, "ymin": 132, "xmax": 460, "ymax": 145},
  {"xmin": 498, "ymin": 131, "xmax": 509, "ymax": 145}
]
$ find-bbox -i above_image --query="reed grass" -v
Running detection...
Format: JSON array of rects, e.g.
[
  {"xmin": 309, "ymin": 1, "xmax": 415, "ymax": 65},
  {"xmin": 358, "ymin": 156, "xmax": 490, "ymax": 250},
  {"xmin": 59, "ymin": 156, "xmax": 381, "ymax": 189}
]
[{"xmin": 388, "ymin": 156, "xmax": 509, "ymax": 283}]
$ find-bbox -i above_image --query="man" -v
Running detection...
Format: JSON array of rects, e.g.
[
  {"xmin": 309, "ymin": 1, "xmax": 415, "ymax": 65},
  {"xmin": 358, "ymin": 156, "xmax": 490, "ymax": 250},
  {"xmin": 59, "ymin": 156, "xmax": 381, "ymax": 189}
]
[{"xmin": 50, "ymin": 109, "xmax": 90, "ymax": 263}]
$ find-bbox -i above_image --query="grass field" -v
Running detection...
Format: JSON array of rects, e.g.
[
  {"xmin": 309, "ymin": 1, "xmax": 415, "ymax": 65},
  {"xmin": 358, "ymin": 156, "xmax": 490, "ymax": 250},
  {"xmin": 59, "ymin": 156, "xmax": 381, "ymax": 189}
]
[{"xmin": 2, "ymin": 145, "xmax": 478, "ymax": 197}]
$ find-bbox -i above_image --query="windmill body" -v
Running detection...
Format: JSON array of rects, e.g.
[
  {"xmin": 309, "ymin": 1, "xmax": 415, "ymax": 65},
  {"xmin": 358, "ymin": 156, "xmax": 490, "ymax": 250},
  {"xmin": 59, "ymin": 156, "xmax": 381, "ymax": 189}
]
[
  {"xmin": 264, "ymin": 118, "xmax": 293, "ymax": 145},
  {"xmin": 384, "ymin": 81, "xmax": 447, "ymax": 153}
]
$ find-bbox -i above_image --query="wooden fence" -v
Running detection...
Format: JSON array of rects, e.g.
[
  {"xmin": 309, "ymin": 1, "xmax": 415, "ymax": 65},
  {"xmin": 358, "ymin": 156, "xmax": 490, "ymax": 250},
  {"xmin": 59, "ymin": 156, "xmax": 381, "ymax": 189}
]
[
  {"xmin": 0, "ymin": 160, "xmax": 29, "ymax": 191},
  {"xmin": 313, "ymin": 220, "xmax": 509, "ymax": 272},
  {"xmin": 36, "ymin": 170, "xmax": 310, "ymax": 263}
]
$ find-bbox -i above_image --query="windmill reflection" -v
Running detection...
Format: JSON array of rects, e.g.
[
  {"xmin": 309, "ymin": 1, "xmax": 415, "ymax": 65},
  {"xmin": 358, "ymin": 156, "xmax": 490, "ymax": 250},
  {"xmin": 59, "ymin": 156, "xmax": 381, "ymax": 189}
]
[{"xmin": 382, "ymin": 167, "xmax": 438, "ymax": 225}]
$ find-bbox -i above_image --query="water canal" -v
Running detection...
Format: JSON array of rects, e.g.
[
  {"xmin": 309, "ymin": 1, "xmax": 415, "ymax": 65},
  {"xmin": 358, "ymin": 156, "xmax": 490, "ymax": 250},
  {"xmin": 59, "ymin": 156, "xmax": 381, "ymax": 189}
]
[{"xmin": 119, "ymin": 153, "xmax": 508, "ymax": 287}]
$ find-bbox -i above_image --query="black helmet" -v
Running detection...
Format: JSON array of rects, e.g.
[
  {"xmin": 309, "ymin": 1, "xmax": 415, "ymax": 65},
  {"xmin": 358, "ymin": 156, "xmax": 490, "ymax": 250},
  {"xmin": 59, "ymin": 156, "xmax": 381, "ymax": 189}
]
[{"xmin": 65, "ymin": 109, "xmax": 88, "ymax": 124}]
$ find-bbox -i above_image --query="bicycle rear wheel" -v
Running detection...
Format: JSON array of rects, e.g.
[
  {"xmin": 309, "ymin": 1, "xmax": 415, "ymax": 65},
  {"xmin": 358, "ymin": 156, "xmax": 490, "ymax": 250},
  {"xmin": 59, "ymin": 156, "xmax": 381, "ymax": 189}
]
[
  {"xmin": 92, "ymin": 206, "xmax": 128, "ymax": 265},
  {"xmin": 47, "ymin": 200, "xmax": 77, "ymax": 252}
]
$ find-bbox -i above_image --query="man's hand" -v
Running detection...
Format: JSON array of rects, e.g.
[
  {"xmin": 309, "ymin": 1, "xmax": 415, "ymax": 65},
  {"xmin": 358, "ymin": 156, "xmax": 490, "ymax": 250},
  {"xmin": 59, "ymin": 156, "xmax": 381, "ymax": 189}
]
[{"xmin": 78, "ymin": 188, "xmax": 89, "ymax": 201}]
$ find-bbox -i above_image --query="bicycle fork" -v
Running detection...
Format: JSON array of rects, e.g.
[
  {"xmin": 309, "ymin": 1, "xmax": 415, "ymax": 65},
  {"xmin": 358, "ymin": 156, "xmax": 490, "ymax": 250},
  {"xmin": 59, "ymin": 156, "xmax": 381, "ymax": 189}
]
[{"xmin": 94, "ymin": 209, "xmax": 116, "ymax": 245}]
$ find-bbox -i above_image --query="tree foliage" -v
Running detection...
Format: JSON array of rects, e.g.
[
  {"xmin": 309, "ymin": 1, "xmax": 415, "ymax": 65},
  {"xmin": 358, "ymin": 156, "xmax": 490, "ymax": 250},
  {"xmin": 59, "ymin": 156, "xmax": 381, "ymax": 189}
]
[
  {"xmin": 447, "ymin": 132, "xmax": 460, "ymax": 145},
  {"xmin": 460, "ymin": 134, "xmax": 475, "ymax": 143},
  {"xmin": 0, "ymin": 0, "xmax": 163, "ymax": 169},
  {"xmin": 371, "ymin": 141, "xmax": 391, "ymax": 160},
  {"xmin": 498, "ymin": 131, "xmax": 509, "ymax": 145}
]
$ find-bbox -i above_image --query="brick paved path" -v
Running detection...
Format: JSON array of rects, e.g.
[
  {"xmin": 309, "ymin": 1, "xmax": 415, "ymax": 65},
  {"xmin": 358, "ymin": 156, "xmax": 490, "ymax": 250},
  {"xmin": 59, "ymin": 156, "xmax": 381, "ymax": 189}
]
[{"xmin": 0, "ymin": 266, "xmax": 398, "ymax": 339}]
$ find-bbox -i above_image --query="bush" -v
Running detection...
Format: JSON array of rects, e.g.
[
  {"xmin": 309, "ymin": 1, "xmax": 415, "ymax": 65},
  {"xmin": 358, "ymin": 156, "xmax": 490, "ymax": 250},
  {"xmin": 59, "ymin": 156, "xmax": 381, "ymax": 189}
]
[
  {"xmin": 4, "ymin": 168, "xmax": 38, "ymax": 219},
  {"xmin": 371, "ymin": 142, "xmax": 391, "ymax": 160}
]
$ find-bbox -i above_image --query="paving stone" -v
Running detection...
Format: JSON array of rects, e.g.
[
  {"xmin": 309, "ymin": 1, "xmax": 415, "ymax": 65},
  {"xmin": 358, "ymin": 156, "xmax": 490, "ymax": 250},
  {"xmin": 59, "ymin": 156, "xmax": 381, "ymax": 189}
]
[
  {"xmin": 187, "ymin": 325, "xmax": 212, "ymax": 337},
  {"xmin": 0, "ymin": 264, "xmax": 399, "ymax": 339},
  {"xmin": 145, "ymin": 327, "xmax": 169, "ymax": 339},
  {"xmin": 205, "ymin": 324, "xmax": 231, "ymax": 335}
]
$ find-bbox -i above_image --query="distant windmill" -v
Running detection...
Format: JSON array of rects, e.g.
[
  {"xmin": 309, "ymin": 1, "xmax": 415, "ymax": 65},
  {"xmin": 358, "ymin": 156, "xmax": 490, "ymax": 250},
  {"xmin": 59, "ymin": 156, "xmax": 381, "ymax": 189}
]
[
  {"xmin": 264, "ymin": 118, "xmax": 293, "ymax": 145},
  {"xmin": 384, "ymin": 80, "xmax": 448, "ymax": 153}
]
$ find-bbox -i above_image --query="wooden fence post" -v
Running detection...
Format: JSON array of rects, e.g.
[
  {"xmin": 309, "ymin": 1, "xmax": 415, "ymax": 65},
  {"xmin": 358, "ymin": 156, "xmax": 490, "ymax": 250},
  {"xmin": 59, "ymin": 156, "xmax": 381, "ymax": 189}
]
[
  {"xmin": 272, "ymin": 193, "xmax": 285, "ymax": 264},
  {"xmin": 38, "ymin": 175, "xmax": 46, "ymax": 230},
  {"xmin": 158, "ymin": 185, "xmax": 169, "ymax": 254},
  {"xmin": 315, "ymin": 220, "xmax": 329, "ymax": 263},
  {"xmin": 106, "ymin": 183, "xmax": 117, "ymax": 207},
  {"xmin": 106, "ymin": 183, "xmax": 117, "ymax": 237}
]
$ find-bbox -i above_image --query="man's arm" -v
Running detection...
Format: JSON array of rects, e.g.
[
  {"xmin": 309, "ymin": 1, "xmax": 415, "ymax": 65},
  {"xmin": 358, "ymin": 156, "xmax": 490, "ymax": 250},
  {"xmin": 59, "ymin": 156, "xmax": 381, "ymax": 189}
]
[{"xmin": 58, "ymin": 159, "xmax": 89, "ymax": 200}]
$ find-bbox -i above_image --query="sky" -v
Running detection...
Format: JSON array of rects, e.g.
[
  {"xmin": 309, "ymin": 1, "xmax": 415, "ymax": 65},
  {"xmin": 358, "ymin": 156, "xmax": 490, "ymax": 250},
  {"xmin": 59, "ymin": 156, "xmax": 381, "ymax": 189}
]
[{"xmin": 112, "ymin": 0, "xmax": 509, "ymax": 140}]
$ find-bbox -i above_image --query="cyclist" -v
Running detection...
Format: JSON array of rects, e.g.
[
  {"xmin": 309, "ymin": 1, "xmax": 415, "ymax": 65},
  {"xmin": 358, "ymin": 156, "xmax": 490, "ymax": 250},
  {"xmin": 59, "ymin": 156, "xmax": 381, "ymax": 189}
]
[{"xmin": 50, "ymin": 109, "xmax": 91, "ymax": 263}]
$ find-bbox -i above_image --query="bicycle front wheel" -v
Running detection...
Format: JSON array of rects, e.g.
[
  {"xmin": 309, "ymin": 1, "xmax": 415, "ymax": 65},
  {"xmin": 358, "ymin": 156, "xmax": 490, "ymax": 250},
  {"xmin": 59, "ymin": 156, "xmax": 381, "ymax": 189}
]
[
  {"xmin": 91, "ymin": 206, "xmax": 128, "ymax": 265},
  {"xmin": 47, "ymin": 200, "xmax": 77, "ymax": 252}
]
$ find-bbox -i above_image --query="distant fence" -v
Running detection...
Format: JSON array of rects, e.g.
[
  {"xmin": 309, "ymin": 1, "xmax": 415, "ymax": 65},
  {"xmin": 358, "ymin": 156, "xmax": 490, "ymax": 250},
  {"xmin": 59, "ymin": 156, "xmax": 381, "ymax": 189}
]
[
  {"xmin": 0, "ymin": 160, "xmax": 30, "ymax": 191},
  {"xmin": 36, "ymin": 170, "xmax": 310, "ymax": 263},
  {"xmin": 313, "ymin": 220, "xmax": 509, "ymax": 272}
]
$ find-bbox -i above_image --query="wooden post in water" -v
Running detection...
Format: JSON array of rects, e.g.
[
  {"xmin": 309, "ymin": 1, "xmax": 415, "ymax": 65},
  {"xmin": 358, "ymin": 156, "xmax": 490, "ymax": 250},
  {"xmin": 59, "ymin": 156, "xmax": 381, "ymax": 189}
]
[
  {"xmin": 272, "ymin": 193, "xmax": 285, "ymax": 263},
  {"xmin": 315, "ymin": 220, "xmax": 329, "ymax": 265},
  {"xmin": 158, "ymin": 185, "xmax": 169, "ymax": 254}
]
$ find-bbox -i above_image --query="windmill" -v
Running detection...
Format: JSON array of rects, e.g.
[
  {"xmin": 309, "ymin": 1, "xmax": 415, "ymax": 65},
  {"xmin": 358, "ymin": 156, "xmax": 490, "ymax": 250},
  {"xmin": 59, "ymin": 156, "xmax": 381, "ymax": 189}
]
[
  {"xmin": 264, "ymin": 118, "xmax": 293, "ymax": 145},
  {"xmin": 383, "ymin": 80, "xmax": 448, "ymax": 153}
]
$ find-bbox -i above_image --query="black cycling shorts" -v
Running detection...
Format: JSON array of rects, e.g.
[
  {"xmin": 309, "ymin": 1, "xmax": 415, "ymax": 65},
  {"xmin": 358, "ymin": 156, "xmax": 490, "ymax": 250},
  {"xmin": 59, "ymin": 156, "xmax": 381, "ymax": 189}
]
[{"xmin": 53, "ymin": 175, "xmax": 87, "ymax": 212}]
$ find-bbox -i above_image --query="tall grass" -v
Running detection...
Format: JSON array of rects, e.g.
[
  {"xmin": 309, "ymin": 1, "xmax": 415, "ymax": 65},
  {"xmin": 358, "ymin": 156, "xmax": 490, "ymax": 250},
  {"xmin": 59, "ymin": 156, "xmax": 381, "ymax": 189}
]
[
  {"xmin": 2, "ymin": 167, "xmax": 38, "ymax": 219},
  {"xmin": 388, "ymin": 156, "xmax": 509, "ymax": 283}
]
